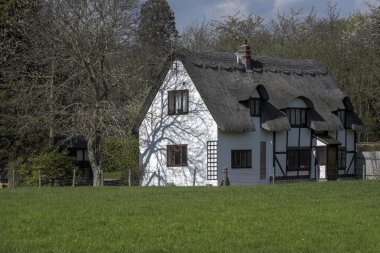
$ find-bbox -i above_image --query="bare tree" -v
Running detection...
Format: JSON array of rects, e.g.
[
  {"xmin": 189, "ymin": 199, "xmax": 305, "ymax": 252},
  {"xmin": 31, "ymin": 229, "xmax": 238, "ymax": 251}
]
[
  {"xmin": 180, "ymin": 19, "xmax": 216, "ymax": 52},
  {"xmin": 40, "ymin": 0, "xmax": 144, "ymax": 186}
]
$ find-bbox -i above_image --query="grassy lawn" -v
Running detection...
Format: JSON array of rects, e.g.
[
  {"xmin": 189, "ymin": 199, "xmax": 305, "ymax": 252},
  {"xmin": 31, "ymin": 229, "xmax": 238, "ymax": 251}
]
[{"xmin": 1, "ymin": 181, "xmax": 380, "ymax": 253}]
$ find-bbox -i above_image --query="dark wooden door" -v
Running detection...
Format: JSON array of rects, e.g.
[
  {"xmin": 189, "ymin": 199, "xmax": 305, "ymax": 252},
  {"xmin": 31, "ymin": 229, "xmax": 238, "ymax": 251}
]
[{"xmin": 326, "ymin": 146, "xmax": 338, "ymax": 180}]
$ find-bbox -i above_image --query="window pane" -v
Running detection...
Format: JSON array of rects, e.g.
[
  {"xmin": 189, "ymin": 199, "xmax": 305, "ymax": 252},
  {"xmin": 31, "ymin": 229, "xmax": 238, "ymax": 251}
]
[
  {"xmin": 175, "ymin": 92, "xmax": 182, "ymax": 113},
  {"xmin": 232, "ymin": 150, "xmax": 251, "ymax": 168},
  {"xmin": 288, "ymin": 148, "xmax": 311, "ymax": 171},
  {"xmin": 167, "ymin": 145, "xmax": 187, "ymax": 167},
  {"xmin": 287, "ymin": 149, "xmax": 297, "ymax": 170},
  {"xmin": 181, "ymin": 146, "xmax": 187, "ymax": 165},
  {"xmin": 250, "ymin": 99, "xmax": 261, "ymax": 116},
  {"xmin": 291, "ymin": 109, "xmax": 296, "ymax": 125},
  {"xmin": 182, "ymin": 91, "xmax": 188, "ymax": 113},
  {"xmin": 301, "ymin": 109, "xmax": 306, "ymax": 125},
  {"xmin": 84, "ymin": 150, "xmax": 89, "ymax": 161},
  {"xmin": 168, "ymin": 92, "xmax": 175, "ymax": 114},
  {"xmin": 299, "ymin": 149, "xmax": 311, "ymax": 170},
  {"xmin": 295, "ymin": 109, "xmax": 300, "ymax": 125},
  {"xmin": 76, "ymin": 150, "xmax": 83, "ymax": 161}
]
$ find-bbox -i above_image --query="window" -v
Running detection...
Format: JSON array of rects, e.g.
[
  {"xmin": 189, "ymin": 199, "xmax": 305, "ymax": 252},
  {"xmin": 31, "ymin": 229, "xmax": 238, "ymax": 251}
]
[
  {"xmin": 285, "ymin": 108, "xmax": 307, "ymax": 127},
  {"xmin": 338, "ymin": 148, "xmax": 346, "ymax": 170},
  {"xmin": 76, "ymin": 149, "xmax": 89, "ymax": 161},
  {"xmin": 231, "ymin": 150, "xmax": 252, "ymax": 168},
  {"xmin": 337, "ymin": 109, "xmax": 346, "ymax": 128},
  {"xmin": 167, "ymin": 145, "xmax": 187, "ymax": 167},
  {"xmin": 287, "ymin": 148, "xmax": 311, "ymax": 171},
  {"xmin": 250, "ymin": 98, "xmax": 261, "ymax": 116},
  {"xmin": 168, "ymin": 90, "xmax": 188, "ymax": 115}
]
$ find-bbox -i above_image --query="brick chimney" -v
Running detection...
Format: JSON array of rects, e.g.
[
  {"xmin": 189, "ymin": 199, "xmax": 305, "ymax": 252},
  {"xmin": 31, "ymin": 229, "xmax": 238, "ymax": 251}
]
[{"xmin": 238, "ymin": 40, "xmax": 252, "ymax": 71}]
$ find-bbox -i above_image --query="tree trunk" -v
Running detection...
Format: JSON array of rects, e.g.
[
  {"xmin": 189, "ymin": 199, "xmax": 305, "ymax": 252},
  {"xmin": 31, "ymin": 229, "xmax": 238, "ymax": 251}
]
[
  {"xmin": 49, "ymin": 58, "xmax": 55, "ymax": 144},
  {"xmin": 87, "ymin": 133, "xmax": 103, "ymax": 186}
]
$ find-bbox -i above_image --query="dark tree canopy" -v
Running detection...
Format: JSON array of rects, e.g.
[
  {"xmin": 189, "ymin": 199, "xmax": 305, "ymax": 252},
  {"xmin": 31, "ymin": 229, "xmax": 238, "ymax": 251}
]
[{"xmin": 137, "ymin": 0, "xmax": 178, "ymax": 59}]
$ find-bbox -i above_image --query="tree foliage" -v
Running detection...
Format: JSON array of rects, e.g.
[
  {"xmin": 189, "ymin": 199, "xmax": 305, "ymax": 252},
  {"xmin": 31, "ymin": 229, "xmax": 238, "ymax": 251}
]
[
  {"xmin": 21, "ymin": 149, "xmax": 77, "ymax": 186},
  {"xmin": 0, "ymin": 0, "xmax": 49, "ymax": 181},
  {"xmin": 137, "ymin": 0, "xmax": 178, "ymax": 58},
  {"xmin": 101, "ymin": 137, "xmax": 141, "ymax": 185}
]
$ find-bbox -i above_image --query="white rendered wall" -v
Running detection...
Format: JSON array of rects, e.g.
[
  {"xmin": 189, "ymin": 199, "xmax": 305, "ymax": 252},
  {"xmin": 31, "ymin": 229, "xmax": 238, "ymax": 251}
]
[
  {"xmin": 217, "ymin": 88, "xmax": 274, "ymax": 185},
  {"xmin": 139, "ymin": 61, "xmax": 218, "ymax": 186},
  {"xmin": 217, "ymin": 120, "xmax": 273, "ymax": 185}
]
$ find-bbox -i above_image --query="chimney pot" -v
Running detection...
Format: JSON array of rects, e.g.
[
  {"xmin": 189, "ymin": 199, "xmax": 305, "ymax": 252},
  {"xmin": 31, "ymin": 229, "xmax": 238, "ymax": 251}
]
[{"xmin": 238, "ymin": 41, "xmax": 252, "ymax": 71}]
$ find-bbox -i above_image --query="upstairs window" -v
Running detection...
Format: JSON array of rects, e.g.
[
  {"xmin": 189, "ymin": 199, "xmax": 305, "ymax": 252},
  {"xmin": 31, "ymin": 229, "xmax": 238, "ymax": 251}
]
[
  {"xmin": 287, "ymin": 148, "xmax": 311, "ymax": 171},
  {"xmin": 167, "ymin": 145, "xmax": 187, "ymax": 167},
  {"xmin": 250, "ymin": 98, "xmax": 261, "ymax": 117},
  {"xmin": 168, "ymin": 90, "xmax": 188, "ymax": 115},
  {"xmin": 231, "ymin": 150, "xmax": 252, "ymax": 168},
  {"xmin": 336, "ymin": 109, "xmax": 346, "ymax": 128},
  {"xmin": 285, "ymin": 108, "xmax": 307, "ymax": 127}
]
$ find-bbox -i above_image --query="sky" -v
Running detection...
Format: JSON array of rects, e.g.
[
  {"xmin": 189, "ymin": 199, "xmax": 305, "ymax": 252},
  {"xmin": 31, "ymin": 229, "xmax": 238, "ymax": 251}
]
[{"xmin": 167, "ymin": 0, "xmax": 375, "ymax": 31}]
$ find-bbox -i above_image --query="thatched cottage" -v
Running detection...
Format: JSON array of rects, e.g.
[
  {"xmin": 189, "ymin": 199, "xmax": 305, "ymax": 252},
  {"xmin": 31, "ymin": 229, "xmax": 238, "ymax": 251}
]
[{"xmin": 137, "ymin": 43, "xmax": 364, "ymax": 186}]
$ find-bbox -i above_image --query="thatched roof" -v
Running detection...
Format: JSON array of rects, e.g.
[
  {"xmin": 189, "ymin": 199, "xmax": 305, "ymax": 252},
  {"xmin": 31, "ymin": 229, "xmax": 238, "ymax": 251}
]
[{"xmin": 136, "ymin": 48, "xmax": 364, "ymax": 133}]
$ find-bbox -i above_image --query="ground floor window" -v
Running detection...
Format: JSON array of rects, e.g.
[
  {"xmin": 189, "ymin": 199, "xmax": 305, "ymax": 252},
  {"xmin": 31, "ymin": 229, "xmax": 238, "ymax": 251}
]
[
  {"xmin": 76, "ymin": 149, "xmax": 89, "ymax": 161},
  {"xmin": 338, "ymin": 148, "xmax": 346, "ymax": 170},
  {"xmin": 287, "ymin": 148, "xmax": 311, "ymax": 171},
  {"xmin": 167, "ymin": 145, "xmax": 187, "ymax": 167},
  {"xmin": 231, "ymin": 150, "xmax": 252, "ymax": 168}
]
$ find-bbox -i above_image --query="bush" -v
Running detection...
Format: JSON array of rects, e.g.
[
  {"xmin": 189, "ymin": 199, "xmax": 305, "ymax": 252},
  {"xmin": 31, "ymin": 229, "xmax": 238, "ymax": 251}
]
[
  {"xmin": 21, "ymin": 150, "xmax": 77, "ymax": 186},
  {"xmin": 101, "ymin": 138, "xmax": 142, "ymax": 185}
]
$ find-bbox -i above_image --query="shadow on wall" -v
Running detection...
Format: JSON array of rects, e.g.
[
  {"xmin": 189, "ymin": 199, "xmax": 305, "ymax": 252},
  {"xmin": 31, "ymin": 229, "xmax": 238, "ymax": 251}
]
[{"xmin": 139, "ymin": 62, "xmax": 216, "ymax": 186}]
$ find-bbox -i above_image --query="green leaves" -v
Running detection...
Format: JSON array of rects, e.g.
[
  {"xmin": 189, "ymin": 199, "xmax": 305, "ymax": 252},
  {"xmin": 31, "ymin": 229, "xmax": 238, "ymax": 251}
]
[{"xmin": 21, "ymin": 150, "xmax": 77, "ymax": 186}]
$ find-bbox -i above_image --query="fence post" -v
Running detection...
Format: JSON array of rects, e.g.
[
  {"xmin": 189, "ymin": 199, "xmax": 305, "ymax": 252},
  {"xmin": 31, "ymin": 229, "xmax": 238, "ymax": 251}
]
[
  {"xmin": 272, "ymin": 166, "xmax": 275, "ymax": 184},
  {"xmin": 72, "ymin": 168, "xmax": 76, "ymax": 187},
  {"xmin": 38, "ymin": 170, "xmax": 41, "ymax": 188},
  {"xmin": 317, "ymin": 165, "xmax": 319, "ymax": 182},
  {"xmin": 193, "ymin": 168, "xmax": 196, "ymax": 187},
  {"xmin": 128, "ymin": 169, "xmax": 131, "ymax": 187},
  {"xmin": 12, "ymin": 169, "xmax": 15, "ymax": 188},
  {"xmin": 158, "ymin": 168, "xmax": 161, "ymax": 186}
]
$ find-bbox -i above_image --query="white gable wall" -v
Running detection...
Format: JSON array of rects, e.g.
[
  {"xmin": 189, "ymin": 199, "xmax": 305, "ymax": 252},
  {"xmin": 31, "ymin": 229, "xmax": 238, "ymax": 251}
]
[{"xmin": 139, "ymin": 61, "xmax": 218, "ymax": 186}]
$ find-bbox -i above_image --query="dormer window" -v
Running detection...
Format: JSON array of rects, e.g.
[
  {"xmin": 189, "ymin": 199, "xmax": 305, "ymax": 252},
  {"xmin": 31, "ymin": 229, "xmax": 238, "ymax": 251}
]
[
  {"xmin": 285, "ymin": 108, "xmax": 307, "ymax": 127},
  {"xmin": 168, "ymin": 90, "xmax": 188, "ymax": 115},
  {"xmin": 250, "ymin": 98, "xmax": 261, "ymax": 117},
  {"xmin": 336, "ymin": 109, "xmax": 346, "ymax": 128}
]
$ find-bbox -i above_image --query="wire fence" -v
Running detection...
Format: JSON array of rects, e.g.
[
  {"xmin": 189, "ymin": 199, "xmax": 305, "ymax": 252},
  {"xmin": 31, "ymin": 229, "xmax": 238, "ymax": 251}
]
[
  {"xmin": 2, "ymin": 169, "xmax": 139, "ymax": 188},
  {"xmin": 2, "ymin": 150, "xmax": 380, "ymax": 188}
]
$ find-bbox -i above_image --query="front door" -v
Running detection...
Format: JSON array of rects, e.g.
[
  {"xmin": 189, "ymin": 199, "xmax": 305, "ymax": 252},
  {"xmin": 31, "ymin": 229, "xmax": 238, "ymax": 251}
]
[{"xmin": 326, "ymin": 146, "xmax": 338, "ymax": 180}]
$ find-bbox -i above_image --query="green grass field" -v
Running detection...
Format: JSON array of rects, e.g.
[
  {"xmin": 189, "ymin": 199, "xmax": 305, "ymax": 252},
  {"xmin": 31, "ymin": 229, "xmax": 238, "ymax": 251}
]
[{"xmin": 1, "ymin": 181, "xmax": 380, "ymax": 253}]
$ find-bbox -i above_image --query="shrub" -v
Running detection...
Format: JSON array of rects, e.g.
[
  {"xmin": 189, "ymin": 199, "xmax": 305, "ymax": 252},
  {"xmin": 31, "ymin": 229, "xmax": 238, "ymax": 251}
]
[
  {"xmin": 21, "ymin": 150, "xmax": 77, "ymax": 186},
  {"xmin": 101, "ymin": 138, "xmax": 142, "ymax": 185}
]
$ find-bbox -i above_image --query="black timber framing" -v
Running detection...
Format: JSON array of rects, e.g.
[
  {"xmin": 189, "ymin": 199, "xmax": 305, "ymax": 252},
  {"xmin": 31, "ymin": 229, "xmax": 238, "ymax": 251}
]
[{"xmin": 346, "ymin": 153, "xmax": 355, "ymax": 174}]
